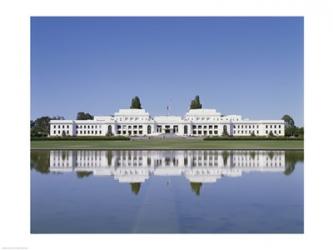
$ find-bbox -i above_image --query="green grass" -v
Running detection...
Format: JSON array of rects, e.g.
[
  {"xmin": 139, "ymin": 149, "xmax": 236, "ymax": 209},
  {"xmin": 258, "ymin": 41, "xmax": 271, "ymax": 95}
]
[{"xmin": 31, "ymin": 138, "xmax": 304, "ymax": 150}]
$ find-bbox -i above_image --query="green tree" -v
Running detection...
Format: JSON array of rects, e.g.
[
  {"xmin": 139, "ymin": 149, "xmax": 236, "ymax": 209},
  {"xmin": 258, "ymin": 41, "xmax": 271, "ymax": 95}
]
[
  {"xmin": 130, "ymin": 183, "xmax": 141, "ymax": 195},
  {"xmin": 190, "ymin": 182, "xmax": 203, "ymax": 196},
  {"xmin": 130, "ymin": 96, "xmax": 142, "ymax": 109},
  {"xmin": 282, "ymin": 114, "xmax": 295, "ymax": 128},
  {"xmin": 190, "ymin": 95, "xmax": 202, "ymax": 109},
  {"xmin": 284, "ymin": 151, "xmax": 304, "ymax": 176},
  {"xmin": 76, "ymin": 112, "xmax": 94, "ymax": 120},
  {"xmin": 31, "ymin": 116, "xmax": 52, "ymax": 137},
  {"xmin": 76, "ymin": 171, "xmax": 93, "ymax": 178},
  {"xmin": 30, "ymin": 150, "xmax": 50, "ymax": 174}
]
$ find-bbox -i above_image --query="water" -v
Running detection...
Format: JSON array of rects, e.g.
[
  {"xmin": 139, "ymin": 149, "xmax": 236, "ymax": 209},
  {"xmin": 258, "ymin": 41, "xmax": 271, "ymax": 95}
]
[{"xmin": 31, "ymin": 150, "xmax": 303, "ymax": 233}]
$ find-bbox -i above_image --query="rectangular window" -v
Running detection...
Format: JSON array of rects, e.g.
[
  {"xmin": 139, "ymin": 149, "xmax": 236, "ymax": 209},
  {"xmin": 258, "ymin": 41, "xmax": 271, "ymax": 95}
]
[
  {"xmin": 67, "ymin": 125, "xmax": 69, "ymax": 128},
  {"xmin": 100, "ymin": 131, "xmax": 102, "ymax": 134}
]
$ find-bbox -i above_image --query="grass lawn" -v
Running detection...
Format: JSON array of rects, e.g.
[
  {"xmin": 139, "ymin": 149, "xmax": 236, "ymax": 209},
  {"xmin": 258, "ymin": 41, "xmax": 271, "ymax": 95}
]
[{"xmin": 31, "ymin": 138, "xmax": 304, "ymax": 150}]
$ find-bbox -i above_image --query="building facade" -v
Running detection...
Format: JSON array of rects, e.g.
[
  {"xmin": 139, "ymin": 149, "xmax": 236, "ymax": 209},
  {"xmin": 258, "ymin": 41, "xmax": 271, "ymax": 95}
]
[{"xmin": 49, "ymin": 108, "xmax": 285, "ymax": 137}]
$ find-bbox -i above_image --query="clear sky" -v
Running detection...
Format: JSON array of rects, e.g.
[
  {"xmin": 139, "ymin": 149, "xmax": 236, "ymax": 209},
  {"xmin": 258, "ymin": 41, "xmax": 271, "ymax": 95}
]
[{"xmin": 31, "ymin": 17, "xmax": 303, "ymax": 126}]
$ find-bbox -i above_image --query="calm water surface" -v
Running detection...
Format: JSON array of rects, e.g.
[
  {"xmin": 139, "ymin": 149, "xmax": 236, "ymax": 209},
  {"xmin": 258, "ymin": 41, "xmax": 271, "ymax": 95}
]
[{"xmin": 31, "ymin": 150, "xmax": 303, "ymax": 233}]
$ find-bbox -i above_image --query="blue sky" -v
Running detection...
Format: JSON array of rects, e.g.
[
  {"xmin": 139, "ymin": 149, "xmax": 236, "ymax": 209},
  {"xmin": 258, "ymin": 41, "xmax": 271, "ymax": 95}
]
[{"xmin": 31, "ymin": 17, "xmax": 303, "ymax": 126}]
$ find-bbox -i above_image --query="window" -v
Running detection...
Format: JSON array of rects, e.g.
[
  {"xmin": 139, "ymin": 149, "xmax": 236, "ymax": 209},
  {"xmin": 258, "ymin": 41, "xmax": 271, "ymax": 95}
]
[
  {"xmin": 279, "ymin": 125, "xmax": 281, "ymax": 128},
  {"xmin": 266, "ymin": 125, "xmax": 268, "ymax": 128},
  {"xmin": 62, "ymin": 125, "xmax": 65, "ymax": 128},
  {"xmin": 266, "ymin": 130, "xmax": 268, "ymax": 134},
  {"xmin": 54, "ymin": 125, "xmax": 56, "ymax": 128},
  {"xmin": 67, "ymin": 125, "xmax": 69, "ymax": 128},
  {"xmin": 184, "ymin": 125, "xmax": 188, "ymax": 135},
  {"xmin": 257, "ymin": 130, "xmax": 259, "ymax": 134},
  {"xmin": 100, "ymin": 131, "xmax": 102, "ymax": 134}
]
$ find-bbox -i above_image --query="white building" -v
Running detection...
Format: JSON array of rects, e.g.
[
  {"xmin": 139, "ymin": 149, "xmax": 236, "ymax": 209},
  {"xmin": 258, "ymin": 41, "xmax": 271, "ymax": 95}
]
[
  {"xmin": 49, "ymin": 108, "xmax": 285, "ymax": 137},
  {"xmin": 49, "ymin": 150, "xmax": 286, "ymax": 183}
]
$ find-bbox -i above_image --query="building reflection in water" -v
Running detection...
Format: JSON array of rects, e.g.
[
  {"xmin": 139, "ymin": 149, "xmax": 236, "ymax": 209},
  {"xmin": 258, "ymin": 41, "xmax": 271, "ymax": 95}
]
[{"xmin": 49, "ymin": 150, "xmax": 286, "ymax": 183}]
